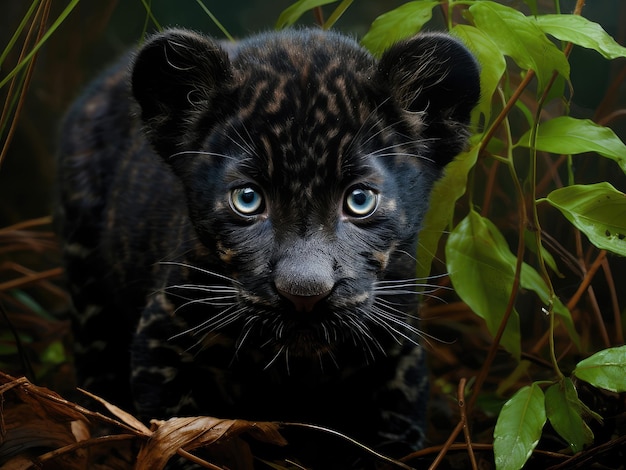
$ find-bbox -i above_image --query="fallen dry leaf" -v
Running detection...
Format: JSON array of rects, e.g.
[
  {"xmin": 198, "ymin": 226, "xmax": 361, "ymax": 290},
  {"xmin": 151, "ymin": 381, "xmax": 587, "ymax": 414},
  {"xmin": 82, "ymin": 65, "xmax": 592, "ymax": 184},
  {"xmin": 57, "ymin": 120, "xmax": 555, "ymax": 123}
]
[
  {"xmin": 135, "ymin": 417, "xmax": 287, "ymax": 470},
  {"xmin": 0, "ymin": 403, "xmax": 88, "ymax": 469},
  {"xmin": 0, "ymin": 373, "xmax": 293, "ymax": 469}
]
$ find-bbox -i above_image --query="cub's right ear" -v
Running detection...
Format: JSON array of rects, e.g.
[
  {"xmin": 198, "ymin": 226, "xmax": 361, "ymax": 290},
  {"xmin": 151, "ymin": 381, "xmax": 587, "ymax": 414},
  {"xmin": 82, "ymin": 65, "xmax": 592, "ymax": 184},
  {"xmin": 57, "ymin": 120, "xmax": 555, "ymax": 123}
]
[
  {"xmin": 131, "ymin": 28, "xmax": 232, "ymax": 159},
  {"xmin": 376, "ymin": 33, "xmax": 480, "ymax": 166}
]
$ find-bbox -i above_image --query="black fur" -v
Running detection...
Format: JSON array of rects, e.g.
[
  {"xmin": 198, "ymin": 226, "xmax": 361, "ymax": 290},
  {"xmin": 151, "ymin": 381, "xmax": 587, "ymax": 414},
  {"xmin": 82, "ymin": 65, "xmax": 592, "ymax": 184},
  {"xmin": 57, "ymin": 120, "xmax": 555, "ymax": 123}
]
[{"xmin": 56, "ymin": 28, "xmax": 479, "ymax": 468}]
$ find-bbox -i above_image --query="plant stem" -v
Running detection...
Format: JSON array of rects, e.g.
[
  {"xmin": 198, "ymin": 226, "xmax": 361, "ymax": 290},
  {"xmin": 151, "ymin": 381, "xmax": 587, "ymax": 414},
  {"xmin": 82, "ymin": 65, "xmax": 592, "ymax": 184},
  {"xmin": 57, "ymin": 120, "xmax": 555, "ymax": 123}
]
[
  {"xmin": 469, "ymin": 90, "xmax": 528, "ymax": 413},
  {"xmin": 324, "ymin": 0, "xmax": 353, "ymax": 30},
  {"xmin": 478, "ymin": 70, "xmax": 535, "ymax": 159},
  {"xmin": 527, "ymin": 0, "xmax": 586, "ymax": 379}
]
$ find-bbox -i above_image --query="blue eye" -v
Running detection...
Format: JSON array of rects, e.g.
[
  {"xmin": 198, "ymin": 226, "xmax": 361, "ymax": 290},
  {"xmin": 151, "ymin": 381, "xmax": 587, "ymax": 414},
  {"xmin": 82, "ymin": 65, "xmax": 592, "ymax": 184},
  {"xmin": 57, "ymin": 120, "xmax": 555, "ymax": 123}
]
[
  {"xmin": 344, "ymin": 187, "xmax": 378, "ymax": 218},
  {"xmin": 230, "ymin": 186, "xmax": 264, "ymax": 216}
]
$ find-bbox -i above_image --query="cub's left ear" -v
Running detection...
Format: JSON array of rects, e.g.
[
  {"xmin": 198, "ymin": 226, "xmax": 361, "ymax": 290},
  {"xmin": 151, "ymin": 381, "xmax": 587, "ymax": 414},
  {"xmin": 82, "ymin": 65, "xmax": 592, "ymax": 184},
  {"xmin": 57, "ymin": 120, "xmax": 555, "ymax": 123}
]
[
  {"xmin": 131, "ymin": 28, "xmax": 233, "ymax": 160},
  {"xmin": 377, "ymin": 33, "xmax": 480, "ymax": 165}
]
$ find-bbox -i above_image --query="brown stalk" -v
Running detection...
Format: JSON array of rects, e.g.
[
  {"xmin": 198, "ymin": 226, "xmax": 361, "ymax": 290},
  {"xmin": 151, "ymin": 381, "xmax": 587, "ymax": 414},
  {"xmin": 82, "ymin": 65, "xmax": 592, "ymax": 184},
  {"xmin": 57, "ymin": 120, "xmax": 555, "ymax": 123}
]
[
  {"xmin": 600, "ymin": 256, "xmax": 623, "ymax": 344},
  {"xmin": 0, "ymin": 267, "xmax": 63, "ymax": 292},
  {"xmin": 0, "ymin": 216, "xmax": 53, "ymax": 232},
  {"xmin": 566, "ymin": 250, "xmax": 610, "ymax": 347},
  {"xmin": 313, "ymin": 6, "xmax": 325, "ymax": 26},
  {"xmin": 425, "ymin": 379, "xmax": 477, "ymax": 470}
]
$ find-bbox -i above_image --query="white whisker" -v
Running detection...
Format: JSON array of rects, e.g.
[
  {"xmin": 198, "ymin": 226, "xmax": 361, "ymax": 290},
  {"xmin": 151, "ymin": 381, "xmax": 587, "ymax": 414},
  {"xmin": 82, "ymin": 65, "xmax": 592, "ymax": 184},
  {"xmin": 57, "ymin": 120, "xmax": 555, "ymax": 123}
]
[
  {"xmin": 169, "ymin": 304, "xmax": 243, "ymax": 340},
  {"xmin": 167, "ymin": 150, "xmax": 238, "ymax": 161},
  {"xmin": 264, "ymin": 345, "xmax": 286, "ymax": 371},
  {"xmin": 160, "ymin": 261, "xmax": 241, "ymax": 285}
]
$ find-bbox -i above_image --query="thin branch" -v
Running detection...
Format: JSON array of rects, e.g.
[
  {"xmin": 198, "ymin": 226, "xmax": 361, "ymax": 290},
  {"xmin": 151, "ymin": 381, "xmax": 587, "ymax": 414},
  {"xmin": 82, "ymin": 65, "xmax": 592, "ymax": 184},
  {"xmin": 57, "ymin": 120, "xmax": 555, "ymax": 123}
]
[
  {"xmin": 601, "ymin": 256, "xmax": 623, "ymax": 344},
  {"xmin": 0, "ymin": 267, "xmax": 63, "ymax": 292},
  {"xmin": 459, "ymin": 379, "xmax": 478, "ymax": 470},
  {"xmin": 566, "ymin": 250, "xmax": 610, "ymax": 348}
]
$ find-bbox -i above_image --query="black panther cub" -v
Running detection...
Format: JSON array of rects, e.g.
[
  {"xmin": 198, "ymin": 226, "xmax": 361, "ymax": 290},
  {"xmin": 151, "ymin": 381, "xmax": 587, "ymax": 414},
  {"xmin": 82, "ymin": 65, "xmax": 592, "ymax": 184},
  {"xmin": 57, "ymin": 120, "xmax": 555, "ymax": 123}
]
[{"xmin": 56, "ymin": 28, "xmax": 479, "ymax": 465}]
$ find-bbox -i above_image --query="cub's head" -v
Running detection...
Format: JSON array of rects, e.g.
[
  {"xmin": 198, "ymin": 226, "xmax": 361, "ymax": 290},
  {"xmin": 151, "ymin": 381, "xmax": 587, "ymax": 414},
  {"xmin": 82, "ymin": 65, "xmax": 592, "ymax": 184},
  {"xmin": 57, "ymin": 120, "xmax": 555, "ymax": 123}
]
[{"xmin": 131, "ymin": 28, "xmax": 479, "ymax": 364}]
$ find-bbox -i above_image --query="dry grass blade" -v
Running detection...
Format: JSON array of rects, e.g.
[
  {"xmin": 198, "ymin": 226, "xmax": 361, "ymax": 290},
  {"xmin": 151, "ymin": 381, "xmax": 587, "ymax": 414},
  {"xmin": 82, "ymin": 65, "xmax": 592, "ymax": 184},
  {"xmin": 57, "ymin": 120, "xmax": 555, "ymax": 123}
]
[
  {"xmin": 0, "ymin": 372, "xmax": 84, "ymax": 423},
  {"xmin": 79, "ymin": 388, "xmax": 152, "ymax": 435}
]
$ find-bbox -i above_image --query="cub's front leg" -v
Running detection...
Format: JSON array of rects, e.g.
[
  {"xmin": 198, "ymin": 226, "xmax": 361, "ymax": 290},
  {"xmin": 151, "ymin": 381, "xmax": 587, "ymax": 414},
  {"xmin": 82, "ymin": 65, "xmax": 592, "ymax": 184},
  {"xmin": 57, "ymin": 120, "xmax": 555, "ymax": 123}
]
[
  {"xmin": 378, "ymin": 343, "xmax": 429, "ymax": 453},
  {"xmin": 130, "ymin": 292, "xmax": 202, "ymax": 421}
]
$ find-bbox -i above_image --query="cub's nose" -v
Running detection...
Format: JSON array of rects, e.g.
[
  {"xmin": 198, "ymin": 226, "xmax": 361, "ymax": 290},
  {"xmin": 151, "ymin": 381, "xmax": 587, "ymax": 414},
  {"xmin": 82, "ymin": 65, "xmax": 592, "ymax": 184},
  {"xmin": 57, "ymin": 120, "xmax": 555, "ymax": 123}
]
[
  {"xmin": 273, "ymin": 240, "xmax": 335, "ymax": 313},
  {"xmin": 277, "ymin": 289, "xmax": 331, "ymax": 313}
]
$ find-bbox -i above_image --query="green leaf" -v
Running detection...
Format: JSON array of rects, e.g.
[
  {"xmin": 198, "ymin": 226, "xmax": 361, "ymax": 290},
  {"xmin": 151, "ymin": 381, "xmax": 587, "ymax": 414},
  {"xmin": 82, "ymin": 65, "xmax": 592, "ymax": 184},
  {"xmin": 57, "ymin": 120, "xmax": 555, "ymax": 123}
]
[
  {"xmin": 40, "ymin": 341, "xmax": 68, "ymax": 368},
  {"xmin": 545, "ymin": 379, "xmax": 594, "ymax": 453},
  {"xmin": 469, "ymin": 2, "xmax": 570, "ymax": 92},
  {"xmin": 445, "ymin": 210, "xmax": 521, "ymax": 359},
  {"xmin": 574, "ymin": 345, "xmax": 626, "ymax": 393},
  {"xmin": 451, "ymin": 25, "xmax": 506, "ymax": 124},
  {"xmin": 10, "ymin": 289, "xmax": 51, "ymax": 318},
  {"xmin": 446, "ymin": 211, "xmax": 579, "ymax": 356},
  {"xmin": 536, "ymin": 15, "xmax": 626, "ymax": 59},
  {"xmin": 360, "ymin": 1, "xmax": 438, "ymax": 57},
  {"xmin": 416, "ymin": 146, "xmax": 479, "ymax": 283},
  {"xmin": 544, "ymin": 182, "xmax": 626, "ymax": 256},
  {"xmin": 518, "ymin": 116, "xmax": 626, "ymax": 174},
  {"xmin": 275, "ymin": 0, "xmax": 339, "ymax": 29},
  {"xmin": 493, "ymin": 383, "xmax": 546, "ymax": 470}
]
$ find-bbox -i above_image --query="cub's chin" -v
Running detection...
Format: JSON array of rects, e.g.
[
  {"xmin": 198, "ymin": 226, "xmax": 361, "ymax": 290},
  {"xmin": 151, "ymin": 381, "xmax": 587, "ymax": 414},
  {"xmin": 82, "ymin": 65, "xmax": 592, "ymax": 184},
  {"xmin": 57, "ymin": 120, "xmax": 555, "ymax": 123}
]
[
  {"xmin": 261, "ymin": 313, "xmax": 377, "ymax": 363},
  {"xmin": 278, "ymin": 330, "xmax": 335, "ymax": 358}
]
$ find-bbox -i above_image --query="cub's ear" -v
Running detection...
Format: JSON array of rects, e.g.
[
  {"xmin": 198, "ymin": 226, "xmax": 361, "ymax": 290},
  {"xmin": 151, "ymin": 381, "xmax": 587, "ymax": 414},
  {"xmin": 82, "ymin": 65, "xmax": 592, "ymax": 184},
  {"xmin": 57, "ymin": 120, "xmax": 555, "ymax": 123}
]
[
  {"xmin": 131, "ymin": 28, "xmax": 232, "ymax": 159},
  {"xmin": 376, "ymin": 33, "xmax": 480, "ymax": 165}
]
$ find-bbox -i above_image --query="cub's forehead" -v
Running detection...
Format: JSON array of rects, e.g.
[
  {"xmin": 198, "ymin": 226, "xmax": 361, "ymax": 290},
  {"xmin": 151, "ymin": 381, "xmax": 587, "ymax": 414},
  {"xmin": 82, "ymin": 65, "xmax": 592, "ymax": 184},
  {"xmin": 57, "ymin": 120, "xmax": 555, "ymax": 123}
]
[
  {"xmin": 230, "ymin": 29, "xmax": 375, "ymax": 73},
  {"xmin": 214, "ymin": 31, "xmax": 397, "ymax": 188},
  {"xmin": 228, "ymin": 29, "xmax": 380, "ymax": 123}
]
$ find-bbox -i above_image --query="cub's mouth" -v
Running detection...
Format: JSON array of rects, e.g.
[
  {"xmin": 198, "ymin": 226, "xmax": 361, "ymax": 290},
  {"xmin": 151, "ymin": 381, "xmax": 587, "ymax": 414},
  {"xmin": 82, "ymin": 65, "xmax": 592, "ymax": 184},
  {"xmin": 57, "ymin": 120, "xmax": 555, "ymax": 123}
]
[
  {"xmin": 277, "ymin": 325, "xmax": 335, "ymax": 357},
  {"xmin": 262, "ymin": 306, "xmax": 376, "ymax": 361}
]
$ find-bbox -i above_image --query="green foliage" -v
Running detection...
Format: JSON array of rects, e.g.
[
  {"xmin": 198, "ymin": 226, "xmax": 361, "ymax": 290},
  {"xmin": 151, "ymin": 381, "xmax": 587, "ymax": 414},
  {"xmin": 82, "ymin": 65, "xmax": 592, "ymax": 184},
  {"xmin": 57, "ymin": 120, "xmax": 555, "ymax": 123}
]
[
  {"xmin": 545, "ymin": 379, "xmax": 594, "ymax": 453},
  {"xmin": 446, "ymin": 210, "xmax": 522, "ymax": 359},
  {"xmin": 360, "ymin": 1, "xmax": 438, "ymax": 56},
  {"xmin": 494, "ymin": 346, "xmax": 626, "ymax": 470},
  {"xmin": 275, "ymin": 0, "xmax": 339, "ymax": 29},
  {"xmin": 493, "ymin": 383, "xmax": 546, "ymax": 470},
  {"xmin": 573, "ymin": 345, "xmax": 626, "ymax": 393},
  {"xmin": 446, "ymin": 211, "xmax": 580, "ymax": 362},
  {"xmin": 535, "ymin": 14, "xmax": 626, "ymax": 59},
  {"xmin": 275, "ymin": 0, "xmax": 354, "ymax": 30},
  {"xmin": 415, "ymin": 146, "xmax": 479, "ymax": 281},
  {"xmin": 468, "ymin": 2, "xmax": 570, "ymax": 92},
  {"xmin": 518, "ymin": 117, "xmax": 626, "ymax": 173},
  {"xmin": 544, "ymin": 183, "xmax": 626, "ymax": 256}
]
